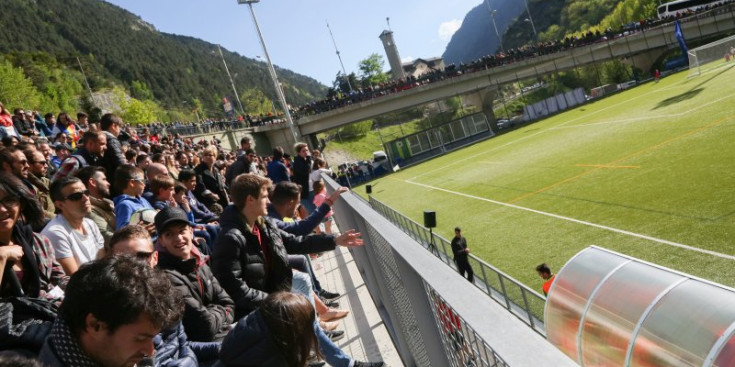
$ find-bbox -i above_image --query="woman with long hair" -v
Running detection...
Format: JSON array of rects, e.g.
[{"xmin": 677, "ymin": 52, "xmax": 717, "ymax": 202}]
[
  {"xmin": 0, "ymin": 172, "xmax": 67, "ymax": 299},
  {"xmin": 218, "ymin": 292, "xmax": 321, "ymax": 367}
]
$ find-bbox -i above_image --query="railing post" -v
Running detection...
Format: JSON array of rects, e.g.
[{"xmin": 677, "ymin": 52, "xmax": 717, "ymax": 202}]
[
  {"xmin": 498, "ymin": 273, "xmax": 512, "ymax": 310},
  {"xmin": 521, "ymin": 288, "xmax": 535, "ymax": 329}
]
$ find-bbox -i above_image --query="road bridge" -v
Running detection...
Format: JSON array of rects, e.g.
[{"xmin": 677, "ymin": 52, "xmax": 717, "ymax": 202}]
[{"xmin": 256, "ymin": 6, "xmax": 735, "ymax": 149}]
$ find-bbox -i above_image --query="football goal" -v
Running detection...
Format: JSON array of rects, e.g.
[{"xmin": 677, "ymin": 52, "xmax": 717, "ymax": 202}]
[{"xmin": 687, "ymin": 34, "xmax": 735, "ymax": 77}]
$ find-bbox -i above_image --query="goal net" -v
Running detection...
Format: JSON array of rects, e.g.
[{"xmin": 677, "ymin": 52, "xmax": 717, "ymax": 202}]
[{"xmin": 688, "ymin": 34, "xmax": 735, "ymax": 77}]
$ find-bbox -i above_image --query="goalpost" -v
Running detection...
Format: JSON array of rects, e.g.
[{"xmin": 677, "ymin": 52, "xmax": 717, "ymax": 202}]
[{"xmin": 687, "ymin": 34, "xmax": 735, "ymax": 77}]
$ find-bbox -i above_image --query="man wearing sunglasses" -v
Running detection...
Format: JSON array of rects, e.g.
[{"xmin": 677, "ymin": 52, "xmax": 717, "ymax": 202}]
[{"xmin": 42, "ymin": 176, "xmax": 104, "ymax": 275}]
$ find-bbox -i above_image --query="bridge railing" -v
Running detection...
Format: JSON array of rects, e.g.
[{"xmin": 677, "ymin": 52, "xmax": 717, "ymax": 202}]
[
  {"xmin": 368, "ymin": 195, "xmax": 547, "ymax": 337},
  {"xmin": 326, "ymin": 176, "xmax": 575, "ymax": 367}
]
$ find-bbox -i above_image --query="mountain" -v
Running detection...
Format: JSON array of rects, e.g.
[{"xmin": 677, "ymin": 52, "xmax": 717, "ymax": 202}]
[
  {"xmin": 442, "ymin": 0, "xmax": 526, "ymax": 65},
  {"xmin": 0, "ymin": 0, "xmax": 327, "ymax": 117}
]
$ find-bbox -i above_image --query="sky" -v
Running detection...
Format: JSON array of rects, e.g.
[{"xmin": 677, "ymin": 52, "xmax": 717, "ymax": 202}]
[{"xmin": 104, "ymin": 0, "xmax": 482, "ymax": 87}]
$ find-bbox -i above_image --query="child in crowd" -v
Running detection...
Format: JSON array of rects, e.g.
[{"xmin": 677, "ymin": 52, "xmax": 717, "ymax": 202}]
[
  {"xmin": 113, "ymin": 165, "xmax": 155, "ymax": 230},
  {"xmin": 312, "ymin": 179, "xmax": 334, "ymax": 234}
]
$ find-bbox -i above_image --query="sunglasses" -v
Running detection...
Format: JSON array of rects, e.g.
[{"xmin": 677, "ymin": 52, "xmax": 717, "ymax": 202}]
[
  {"xmin": 135, "ymin": 251, "xmax": 155, "ymax": 260},
  {"xmin": 63, "ymin": 190, "xmax": 90, "ymax": 201}
]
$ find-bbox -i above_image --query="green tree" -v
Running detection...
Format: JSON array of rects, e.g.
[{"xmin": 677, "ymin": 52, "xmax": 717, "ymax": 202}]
[
  {"xmin": 0, "ymin": 60, "xmax": 42, "ymax": 108},
  {"xmin": 131, "ymin": 80, "xmax": 154, "ymax": 101},
  {"xmin": 240, "ymin": 88, "xmax": 274, "ymax": 116},
  {"xmin": 358, "ymin": 53, "xmax": 390, "ymax": 87}
]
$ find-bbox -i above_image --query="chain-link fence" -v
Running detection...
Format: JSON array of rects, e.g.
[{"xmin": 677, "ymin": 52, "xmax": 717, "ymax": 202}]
[
  {"xmin": 368, "ymin": 196, "xmax": 547, "ymax": 336},
  {"xmin": 325, "ymin": 175, "xmax": 575, "ymax": 366}
]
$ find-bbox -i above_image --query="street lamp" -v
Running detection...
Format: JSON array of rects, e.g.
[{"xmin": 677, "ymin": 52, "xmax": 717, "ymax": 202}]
[
  {"xmin": 217, "ymin": 45, "xmax": 246, "ymax": 117},
  {"xmin": 484, "ymin": 0, "xmax": 504, "ymax": 52},
  {"xmin": 237, "ymin": 0, "xmax": 300, "ymax": 142},
  {"xmin": 523, "ymin": 0, "xmax": 538, "ymax": 40}
]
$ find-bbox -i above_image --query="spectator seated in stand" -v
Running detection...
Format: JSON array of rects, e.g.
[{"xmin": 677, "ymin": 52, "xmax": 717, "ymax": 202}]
[{"xmin": 155, "ymin": 207, "xmax": 235, "ymax": 343}]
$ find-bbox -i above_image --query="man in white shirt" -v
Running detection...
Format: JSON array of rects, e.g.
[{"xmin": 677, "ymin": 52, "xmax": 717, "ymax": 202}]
[{"xmin": 42, "ymin": 176, "xmax": 104, "ymax": 275}]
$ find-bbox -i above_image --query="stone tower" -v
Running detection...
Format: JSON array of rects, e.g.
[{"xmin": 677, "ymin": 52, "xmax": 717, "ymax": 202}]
[{"xmin": 379, "ymin": 30, "xmax": 406, "ymax": 81}]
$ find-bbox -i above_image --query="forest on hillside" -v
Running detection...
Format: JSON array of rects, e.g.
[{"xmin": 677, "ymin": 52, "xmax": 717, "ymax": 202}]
[{"xmin": 0, "ymin": 0, "xmax": 327, "ymax": 123}]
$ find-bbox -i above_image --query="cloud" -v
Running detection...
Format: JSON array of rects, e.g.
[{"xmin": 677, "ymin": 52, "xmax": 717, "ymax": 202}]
[
  {"xmin": 438, "ymin": 19, "xmax": 462, "ymax": 41},
  {"xmin": 401, "ymin": 56, "xmax": 414, "ymax": 63}
]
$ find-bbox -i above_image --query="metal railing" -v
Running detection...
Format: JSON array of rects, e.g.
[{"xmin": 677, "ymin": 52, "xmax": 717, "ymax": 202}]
[
  {"xmin": 368, "ymin": 196, "xmax": 547, "ymax": 336},
  {"xmin": 326, "ymin": 176, "xmax": 575, "ymax": 367}
]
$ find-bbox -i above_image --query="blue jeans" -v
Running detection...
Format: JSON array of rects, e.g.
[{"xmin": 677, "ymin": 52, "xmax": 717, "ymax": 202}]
[
  {"xmin": 301, "ymin": 191, "xmax": 317, "ymax": 214},
  {"xmin": 289, "ymin": 254, "xmax": 322, "ymax": 292},
  {"xmin": 291, "ymin": 271, "xmax": 353, "ymax": 367}
]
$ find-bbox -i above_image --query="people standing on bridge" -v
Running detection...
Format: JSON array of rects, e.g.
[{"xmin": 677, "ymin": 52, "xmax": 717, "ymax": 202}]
[
  {"xmin": 451, "ymin": 227, "xmax": 474, "ymax": 283},
  {"xmin": 536, "ymin": 263, "xmax": 556, "ymax": 296}
]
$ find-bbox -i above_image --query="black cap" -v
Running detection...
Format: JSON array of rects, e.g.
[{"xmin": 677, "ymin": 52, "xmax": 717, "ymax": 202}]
[
  {"xmin": 154, "ymin": 207, "xmax": 190, "ymax": 234},
  {"xmin": 455, "ymin": 227, "xmax": 461, "ymax": 232}
]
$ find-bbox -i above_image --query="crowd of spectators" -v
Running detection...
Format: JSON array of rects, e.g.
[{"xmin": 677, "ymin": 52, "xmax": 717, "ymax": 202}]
[
  {"xmin": 290, "ymin": 1, "xmax": 735, "ymax": 117},
  {"xmin": 0, "ymin": 103, "xmax": 384, "ymax": 367}
]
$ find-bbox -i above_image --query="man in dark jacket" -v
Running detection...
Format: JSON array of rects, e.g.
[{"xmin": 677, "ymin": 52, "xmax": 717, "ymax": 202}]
[
  {"xmin": 292, "ymin": 142, "xmax": 313, "ymax": 212},
  {"xmin": 267, "ymin": 181, "xmax": 349, "ymax": 301},
  {"xmin": 211, "ymin": 173, "xmax": 382, "ymax": 367},
  {"xmin": 155, "ymin": 207, "xmax": 235, "ymax": 343},
  {"xmin": 100, "ymin": 113, "xmax": 127, "ymax": 190},
  {"xmin": 224, "ymin": 148, "xmax": 255, "ymax": 187}
]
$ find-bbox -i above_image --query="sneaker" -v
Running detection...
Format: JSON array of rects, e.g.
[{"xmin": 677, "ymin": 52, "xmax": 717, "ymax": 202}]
[
  {"xmin": 326, "ymin": 329, "xmax": 345, "ymax": 342},
  {"xmin": 320, "ymin": 308, "xmax": 349, "ymax": 322},
  {"xmin": 353, "ymin": 362, "xmax": 384, "ymax": 367},
  {"xmin": 320, "ymin": 320, "xmax": 339, "ymax": 331},
  {"xmin": 319, "ymin": 289, "xmax": 341, "ymax": 301}
]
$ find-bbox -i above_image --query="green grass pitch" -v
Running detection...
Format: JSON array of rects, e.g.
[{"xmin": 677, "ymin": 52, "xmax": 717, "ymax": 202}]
[{"xmin": 360, "ymin": 61, "xmax": 735, "ymax": 293}]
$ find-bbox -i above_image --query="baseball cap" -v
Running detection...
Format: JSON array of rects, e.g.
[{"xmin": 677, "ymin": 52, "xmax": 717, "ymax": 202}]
[
  {"xmin": 455, "ymin": 227, "xmax": 461, "ymax": 232},
  {"xmin": 154, "ymin": 207, "xmax": 190, "ymax": 234}
]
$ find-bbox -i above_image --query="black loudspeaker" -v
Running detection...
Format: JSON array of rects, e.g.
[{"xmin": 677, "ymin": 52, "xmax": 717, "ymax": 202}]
[
  {"xmin": 366, "ymin": 185, "xmax": 372, "ymax": 194},
  {"xmin": 423, "ymin": 211, "xmax": 436, "ymax": 228}
]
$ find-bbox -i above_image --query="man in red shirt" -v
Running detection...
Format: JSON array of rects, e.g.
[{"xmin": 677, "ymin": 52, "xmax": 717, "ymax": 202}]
[{"xmin": 536, "ymin": 263, "xmax": 556, "ymax": 296}]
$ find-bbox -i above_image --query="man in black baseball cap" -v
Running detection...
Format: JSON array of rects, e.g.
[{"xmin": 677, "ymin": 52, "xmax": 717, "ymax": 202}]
[{"xmin": 153, "ymin": 207, "xmax": 234, "ymax": 342}]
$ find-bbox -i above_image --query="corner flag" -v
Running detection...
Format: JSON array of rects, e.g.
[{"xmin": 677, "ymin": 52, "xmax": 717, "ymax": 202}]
[{"xmin": 675, "ymin": 20, "xmax": 688, "ymax": 54}]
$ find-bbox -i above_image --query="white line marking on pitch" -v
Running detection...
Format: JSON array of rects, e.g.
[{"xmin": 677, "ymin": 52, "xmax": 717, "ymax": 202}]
[{"xmin": 404, "ymin": 179, "xmax": 735, "ymax": 261}]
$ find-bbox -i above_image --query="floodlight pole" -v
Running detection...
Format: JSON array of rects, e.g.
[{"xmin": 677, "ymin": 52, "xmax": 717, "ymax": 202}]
[
  {"xmin": 326, "ymin": 20, "xmax": 353, "ymax": 92},
  {"xmin": 485, "ymin": 0, "xmax": 504, "ymax": 52},
  {"xmin": 238, "ymin": 0, "xmax": 301, "ymax": 142},
  {"xmin": 217, "ymin": 44, "xmax": 246, "ymax": 117},
  {"xmin": 523, "ymin": 0, "xmax": 538, "ymax": 40}
]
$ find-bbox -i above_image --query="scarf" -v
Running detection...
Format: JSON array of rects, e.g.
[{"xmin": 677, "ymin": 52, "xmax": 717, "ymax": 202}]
[{"xmin": 47, "ymin": 318, "xmax": 103, "ymax": 367}]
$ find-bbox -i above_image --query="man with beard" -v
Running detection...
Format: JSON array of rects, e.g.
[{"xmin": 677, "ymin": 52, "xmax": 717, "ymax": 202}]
[
  {"xmin": 0, "ymin": 147, "xmax": 40, "ymax": 201},
  {"xmin": 42, "ymin": 176, "xmax": 104, "ymax": 275},
  {"xmin": 53, "ymin": 131, "xmax": 107, "ymax": 180},
  {"xmin": 24, "ymin": 148, "xmax": 55, "ymax": 220},
  {"xmin": 76, "ymin": 166, "xmax": 116, "ymax": 247}
]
